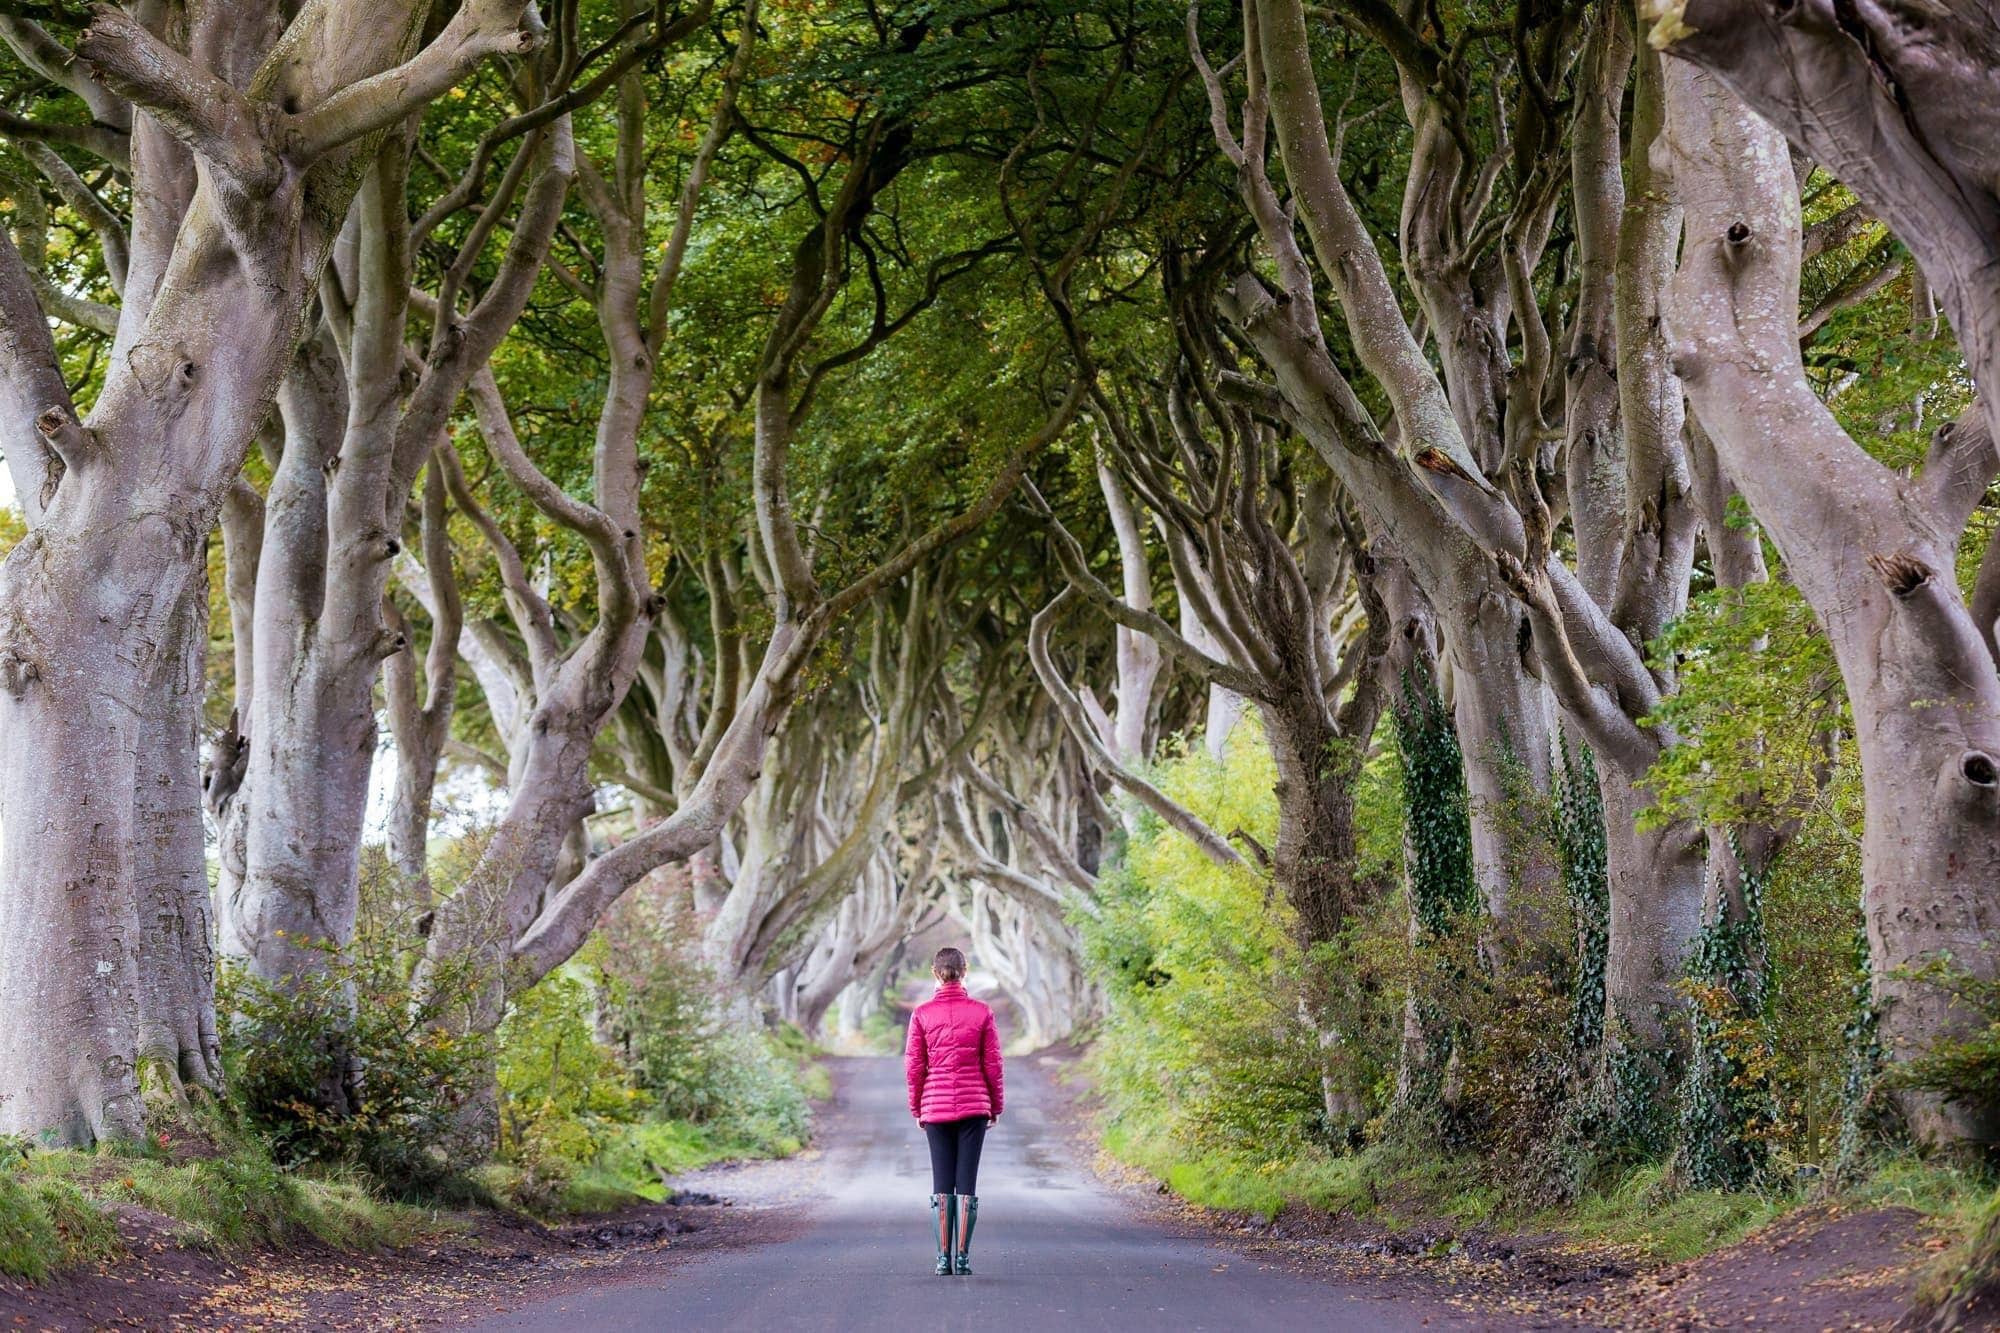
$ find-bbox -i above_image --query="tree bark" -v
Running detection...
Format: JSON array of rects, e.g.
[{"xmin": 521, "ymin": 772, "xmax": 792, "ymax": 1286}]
[{"xmin": 1661, "ymin": 64, "xmax": 2000, "ymax": 1150}]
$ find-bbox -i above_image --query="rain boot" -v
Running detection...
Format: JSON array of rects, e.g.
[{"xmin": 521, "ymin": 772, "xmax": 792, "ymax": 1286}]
[
  {"xmin": 931, "ymin": 1193, "xmax": 956, "ymax": 1275},
  {"xmin": 954, "ymin": 1195, "xmax": 978, "ymax": 1274}
]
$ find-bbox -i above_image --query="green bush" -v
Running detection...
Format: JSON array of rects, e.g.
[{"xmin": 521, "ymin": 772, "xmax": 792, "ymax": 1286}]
[
  {"xmin": 596, "ymin": 892, "xmax": 818, "ymax": 1146},
  {"xmin": 494, "ymin": 953, "xmax": 651, "ymax": 1213},
  {"xmin": 1082, "ymin": 721, "xmax": 1338, "ymax": 1159},
  {"xmin": 1078, "ymin": 710, "xmax": 1868, "ymax": 1250},
  {"xmin": 1883, "ymin": 952, "xmax": 2000, "ymax": 1119},
  {"xmin": 218, "ymin": 923, "xmax": 492, "ymax": 1196},
  {"xmin": 480, "ymin": 884, "xmax": 826, "ymax": 1215}
]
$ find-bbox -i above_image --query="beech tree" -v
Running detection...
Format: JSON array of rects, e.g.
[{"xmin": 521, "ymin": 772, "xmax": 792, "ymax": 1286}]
[
  {"xmin": 1194, "ymin": 0, "xmax": 1561, "ymax": 937},
  {"xmin": 455, "ymin": 1, "xmax": 1175, "ymax": 1052},
  {"xmin": 212, "ymin": 25, "xmax": 624, "ymax": 985},
  {"xmin": 1187, "ymin": 0, "xmax": 1861, "ymax": 1101},
  {"xmin": 0, "ymin": 0, "xmax": 548, "ymax": 1147},
  {"xmin": 1654, "ymin": 58, "xmax": 2000, "ymax": 1150},
  {"xmin": 2, "ymin": 0, "xmax": 1993, "ymax": 1183}
]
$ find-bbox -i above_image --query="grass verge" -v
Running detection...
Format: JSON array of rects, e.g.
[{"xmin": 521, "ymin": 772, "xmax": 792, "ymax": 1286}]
[
  {"xmin": 1099, "ymin": 1125, "xmax": 1994, "ymax": 1272},
  {"xmin": 2, "ymin": 1136, "xmax": 441, "ymax": 1282}
]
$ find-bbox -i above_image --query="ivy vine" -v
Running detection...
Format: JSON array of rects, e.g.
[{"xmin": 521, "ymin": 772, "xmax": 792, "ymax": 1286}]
[
  {"xmin": 1553, "ymin": 734, "xmax": 1608, "ymax": 1058},
  {"xmin": 1677, "ymin": 834, "xmax": 1777, "ymax": 1189},
  {"xmin": 1396, "ymin": 665, "xmax": 1477, "ymax": 935},
  {"xmin": 1392, "ymin": 664, "xmax": 1478, "ymax": 1107}
]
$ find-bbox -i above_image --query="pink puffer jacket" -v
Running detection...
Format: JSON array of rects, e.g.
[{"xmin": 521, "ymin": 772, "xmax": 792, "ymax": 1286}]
[{"xmin": 904, "ymin": 980, "xmax": 1004, "ymax": 1124}]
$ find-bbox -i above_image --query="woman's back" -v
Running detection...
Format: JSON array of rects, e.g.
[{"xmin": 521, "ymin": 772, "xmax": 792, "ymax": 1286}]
[{"xmin": 905, "ymin": 979, "xmax": 1003, "ymax": 1124}]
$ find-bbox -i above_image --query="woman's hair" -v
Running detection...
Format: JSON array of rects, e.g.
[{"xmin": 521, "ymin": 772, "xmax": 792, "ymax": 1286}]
[{"xmin": 933, "ymin": 946, "xmax": 967, "ymax": 981}]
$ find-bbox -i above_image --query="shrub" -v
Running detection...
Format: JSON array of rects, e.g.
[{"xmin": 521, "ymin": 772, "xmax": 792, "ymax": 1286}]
[
  {"xmin": 1882, "ymin": 952, "xmax": 2000, "ymax": 1122},
  {"xmin": 218, "ymin": 919, "xmax": 491, "ymax": 1196},
  {"xmin": 596, "ymin": 890, "xmax": 816, "ymax": 1146},
  {"xmin": 477, "ymin": 884, "xmax": 826, "ymax": 1215},
  {"xmin": 493, "ymin": 954, "xmax": 650, "ymax": 1212},
  {"xmin": 1081, "ymin": 721, "xmax": 1338, "ymax": 1158}
]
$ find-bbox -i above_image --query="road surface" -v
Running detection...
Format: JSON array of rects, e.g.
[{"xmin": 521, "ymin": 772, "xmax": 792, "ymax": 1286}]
[{"xmin": 478, "ymin": 1055, "xmax": 1437, "ymax": 1332}]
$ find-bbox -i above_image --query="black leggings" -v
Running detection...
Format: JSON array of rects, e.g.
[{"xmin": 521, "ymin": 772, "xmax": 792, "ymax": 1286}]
[{"xmin": 924, "ymin": 1116, "xmax": 988, "ymax": 1194}]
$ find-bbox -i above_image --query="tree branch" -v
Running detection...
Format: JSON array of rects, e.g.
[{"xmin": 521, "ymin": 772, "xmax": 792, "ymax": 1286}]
[
  {"xmin": 286, "ymin": 0, "xmax": 547, "ymax": 163},
  {"xmin": 73, "ymin": 6, "xmax": 275, "ymax": 184},
  {"xmin": 1029, "ymin": 587, "xmax": 1246, "ymax": 869}
]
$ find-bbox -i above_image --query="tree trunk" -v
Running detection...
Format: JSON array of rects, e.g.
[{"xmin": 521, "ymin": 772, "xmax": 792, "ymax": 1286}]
[
  {"xmin": 0, "ymin": 510, "xmax": 210, "ymax": 1143},
  {"xmin": 1663, "ymin": 65, "xmax": 2000, "ymax": 1149},
  {"xmin": 1263, "ymin": 700, "xmax": 1372, "ymax": 1130},
  {"xmin": 224, "ymin": 332, "xmax": 373, "ymax": 979},
  {"xmin": 1599, "ymin": 781, "xmax": 1705, "ymax": 1053},
  {"xmin": 134, "ymin": 571, "xmax": 223, "ymax": 1096},
  {"xmin": 1438, "ymin": 592, "xmax": 1555, "ymax": 920}
]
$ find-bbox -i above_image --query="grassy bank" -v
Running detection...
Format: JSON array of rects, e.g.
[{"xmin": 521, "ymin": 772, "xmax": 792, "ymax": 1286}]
[
  {"xmin": 0, "ymin": 1133, "xmax": 437, "ymax": 1282},
  {"xmin": 1102, "ymin": 1117, "xmax": 1996, "ymax": 1312},
  {"xmin": 1101, "ymin": 1123, "xmax": 1802, "ymax": 1262},
  {"xmin": 0, "ymin": 1028, "xmax": 832, "ymax": 1285},
  {"xmin": 2, "ymin": 928, "xmax": 834, "ymax": 1286}
]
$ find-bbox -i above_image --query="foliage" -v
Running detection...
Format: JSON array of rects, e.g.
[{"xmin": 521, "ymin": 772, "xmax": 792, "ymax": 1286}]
[
  {"xmin": 1882, "ymin": 952, "xmax": 2000, "ymax": 1116},
  {"xmin": 1644, "ymin": 572, "xmax": 1845, "ymax": 829},
  {"xmin": 218, "ymin": 924, "xmax": 492, "ymax": 1196},
  {"xmin": 1081, "ymin": 719, "xmax": 1337, "ymax": 1157},
  {"xmin": 1394, "ymin": 666, "xmax": 1476, "ymax": 936},
  {"xmin": 478, "ymin": 884, "xmax": 825, "ymax": 1215},
  {"xmin": 1676, "ymin": 841, "xmax": 1778, "ymax": 1190},
  {"xmin": 1388, "ymin": 665, "xmax": 1478, "ymax": 1109},
  {"xmin": 493, "ymin": 952, "xmax": 651, "ymax": 1214},
  {"xmin": 1087, "ymin": 692, "xmax": 1899, "ymax": 1248},
  {"xmin": 1554, "ymin": 737, "xmax": 1609, "ymax": 1057},
  {"xmin": 595, "ymin": 890, "xmax": 820, "ymax": 1144},
  {"xmin": 1402, "ymin": 881, "xmax": 1599, "ymax": 1205},
  {"xmin": 1741, "ymin": 777, "xmax": 1872, "ymax": 1173}
]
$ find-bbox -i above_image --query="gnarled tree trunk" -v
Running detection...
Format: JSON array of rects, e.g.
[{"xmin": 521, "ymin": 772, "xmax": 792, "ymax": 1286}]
[{"xmin": 1661, "ymin": 64, "xmax": 2000, "ymax": 1150}]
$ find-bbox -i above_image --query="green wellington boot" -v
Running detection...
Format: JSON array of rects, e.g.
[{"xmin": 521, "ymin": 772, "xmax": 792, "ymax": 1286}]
[
  {"xmin": 954, "ymin": 1195, "xmax": 978, "ymax": 1275},
  {"xmin": 931, "ymin": 1193, "xmax": 956, "ymax": 1275}
]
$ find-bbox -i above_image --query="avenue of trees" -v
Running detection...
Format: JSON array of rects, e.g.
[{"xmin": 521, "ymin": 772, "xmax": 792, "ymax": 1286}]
[{"xmin": 0, "ymin": 0, "xmax": 1995, "ymax": 1204}]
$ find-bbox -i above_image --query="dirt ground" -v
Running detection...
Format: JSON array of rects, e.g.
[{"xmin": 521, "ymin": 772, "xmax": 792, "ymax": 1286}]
[{"xmin": 1157, "ymin": 1193, "xmax": 1943, "ymax": 1331}]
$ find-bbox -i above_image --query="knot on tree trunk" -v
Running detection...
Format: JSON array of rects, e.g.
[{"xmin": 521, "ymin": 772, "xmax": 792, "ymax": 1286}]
[
  {"xmin": 203, "ymin": 713, "xmax": 250, "ymax": 817},
  {"xmin": 1414, "ymin": 446, "xmax": 1473, "ymax": 482},
  {"xmin": 126, "ymin": 341, "xmax": 200, "ymax": 419},
  {"xmin": 1866, "ymin": 548, "xmax": 1933, "ymax": 598},
  {"xmin": 34, "ymin": 404, "xmax": 93, "ymax": 463},
  {"xmin": 0, "ymin": 645, "xmax": 41, "ymax": 698}
]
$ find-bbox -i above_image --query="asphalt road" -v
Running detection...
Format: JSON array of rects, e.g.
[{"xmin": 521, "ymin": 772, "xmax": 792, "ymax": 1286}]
[{"xmin": 477, "ymin": 1054, "xmax": 1436, "ymax": 1332}]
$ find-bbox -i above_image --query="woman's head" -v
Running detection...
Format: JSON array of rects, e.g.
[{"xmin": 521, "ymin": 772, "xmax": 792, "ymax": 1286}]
[{"xmin": 933, "ymin": 946, "xmax": 967, "ymax": 983}]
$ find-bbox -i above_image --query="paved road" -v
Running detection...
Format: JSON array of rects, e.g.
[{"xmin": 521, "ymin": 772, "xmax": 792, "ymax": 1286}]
[{"xmin": 479, "ymin": 1055, "xmax": 1436, "ymax": 1332}]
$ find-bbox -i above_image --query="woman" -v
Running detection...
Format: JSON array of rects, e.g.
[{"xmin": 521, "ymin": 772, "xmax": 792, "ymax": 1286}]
[{"xmin": 904, "ymin": 946, "xmax": 1003, "ymax": 1276}]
